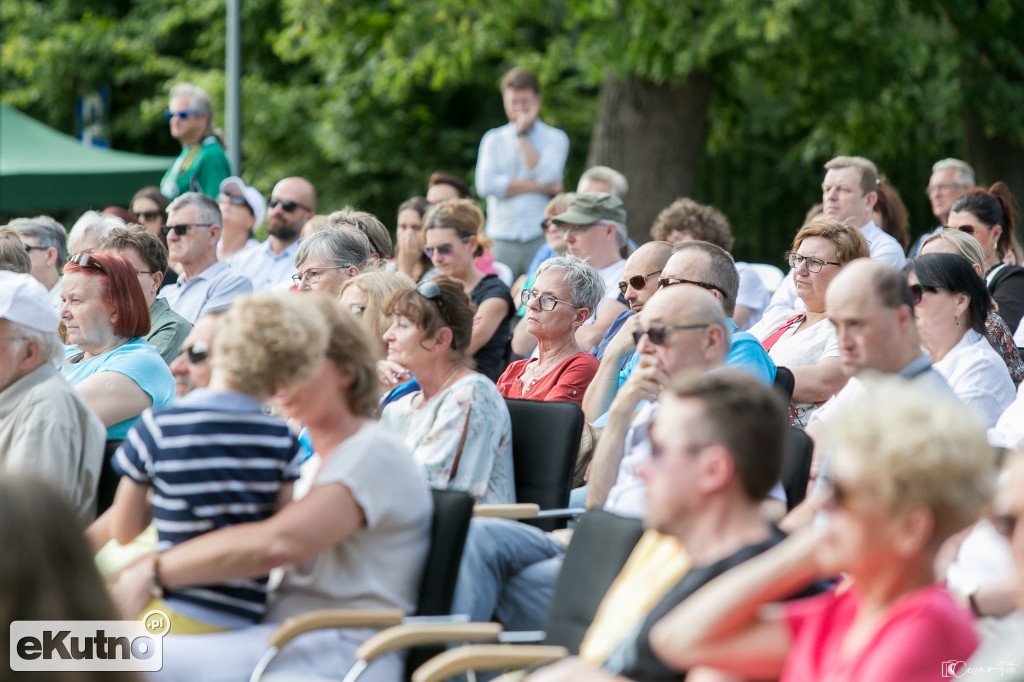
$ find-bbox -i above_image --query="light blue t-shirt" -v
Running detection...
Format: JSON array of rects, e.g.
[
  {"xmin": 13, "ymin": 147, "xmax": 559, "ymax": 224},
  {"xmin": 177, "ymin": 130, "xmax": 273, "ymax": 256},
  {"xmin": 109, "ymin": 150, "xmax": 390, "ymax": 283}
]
[{"xmin": 61, "ymin": 338, "xmax": 176, "ymax": 440}]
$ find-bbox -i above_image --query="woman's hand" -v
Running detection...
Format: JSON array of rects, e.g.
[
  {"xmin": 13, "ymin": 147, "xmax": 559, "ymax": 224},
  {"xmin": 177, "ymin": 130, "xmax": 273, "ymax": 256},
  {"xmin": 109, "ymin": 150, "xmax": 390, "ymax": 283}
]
[{"xmin": 377, "ymin": 359, "xmax": 412, "ymax": 389}]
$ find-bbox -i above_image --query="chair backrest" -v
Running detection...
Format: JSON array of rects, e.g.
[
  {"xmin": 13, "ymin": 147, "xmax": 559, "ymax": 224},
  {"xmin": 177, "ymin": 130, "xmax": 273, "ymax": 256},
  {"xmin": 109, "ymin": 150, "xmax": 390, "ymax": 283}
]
[
  {"xmin": 504, "ymin": 398, "xmax": 584, "ymax": 531},
  {"xmin": 781, "ymin": 426, "xmax": 813, "ymax": 511},
  {"xmin": 542, "ymin": 510, "xmax": 645, "ymax": 653},
  {"xmin": 415, "ymin": 489, "xmax": 475, "ymax": 617}
]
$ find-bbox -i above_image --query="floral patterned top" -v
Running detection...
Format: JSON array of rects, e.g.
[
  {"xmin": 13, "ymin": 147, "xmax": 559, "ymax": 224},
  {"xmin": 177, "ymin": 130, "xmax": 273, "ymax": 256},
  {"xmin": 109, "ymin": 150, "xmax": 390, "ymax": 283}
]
[
  {"xmin": 985, "ymin": 311, "xmax": 1024, "ymax": 387},
  {"xmin": 380, "ymin": 372, "xmax": 515, "ymax": 504}
]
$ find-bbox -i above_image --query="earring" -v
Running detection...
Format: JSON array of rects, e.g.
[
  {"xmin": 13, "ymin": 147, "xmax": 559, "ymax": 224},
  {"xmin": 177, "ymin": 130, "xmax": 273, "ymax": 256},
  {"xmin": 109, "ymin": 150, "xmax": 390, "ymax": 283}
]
[{"xmin": 954, "ymin": 315, "xmax": 960, "ymax": 327}]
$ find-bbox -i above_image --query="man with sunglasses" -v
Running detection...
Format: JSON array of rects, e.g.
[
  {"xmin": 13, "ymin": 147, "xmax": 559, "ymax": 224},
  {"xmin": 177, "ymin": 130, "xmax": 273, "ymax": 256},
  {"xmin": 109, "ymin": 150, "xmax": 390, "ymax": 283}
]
[
  {"xmin": 159, "ymin": 82, "xmax": 230, "ymax": 200},
  {"xmin": 217, "ymin": 176, "xmax": 266, "ymax": 264},
  {"xmin": 7, "ymin": 215, "xmax": 66, "ymax": 309},
  {"xmin": 158, "ymin": 193, "xmax": 253, "ymax": 324},
  {"xmin": 230, "ymin": 176, "xmax": 316, "ymax": 290}
]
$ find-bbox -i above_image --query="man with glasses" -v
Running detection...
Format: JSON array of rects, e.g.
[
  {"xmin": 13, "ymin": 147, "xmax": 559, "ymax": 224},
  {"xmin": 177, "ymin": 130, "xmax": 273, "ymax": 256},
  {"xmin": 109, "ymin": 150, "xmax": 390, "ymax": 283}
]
[
  {"xmin": 159, "ymin": 82, "xmax": 230, "ymax": 200},
  {"xmin": 909, "ymin": 158, "xmax": 976, "ymax": 257},
  {"xmin": 8, "ymin": 215, "xmax": 67, "ymax": 309},
  {"xmin": 169, "ymin": 310, "xmax": 224, "ymax": 400},
  {"xmin": 217, "ymin": 176, "xmax": 266, "ymax": 264},
  {"xmin": 158, "ymin": 193, "xmax": 252, "ymax": 323},
  {"xmin": 451, "ymin": 284, "xmax": 731, "ymax": 632},
  {"xmin": 230, "ymin": 177, "xmax": 316, "ymax": 290}
]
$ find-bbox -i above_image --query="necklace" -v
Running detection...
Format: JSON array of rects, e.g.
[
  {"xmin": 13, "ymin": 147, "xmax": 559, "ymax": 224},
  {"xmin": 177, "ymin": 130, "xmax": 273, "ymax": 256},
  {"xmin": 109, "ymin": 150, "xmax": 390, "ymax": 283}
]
[
  {"xmin": 521, "ymin": 348, "xmax": 577, "ymax": 396},
  {"xmin": 417, "ymin": 364, "xmax": 462, "ymax": 408}
]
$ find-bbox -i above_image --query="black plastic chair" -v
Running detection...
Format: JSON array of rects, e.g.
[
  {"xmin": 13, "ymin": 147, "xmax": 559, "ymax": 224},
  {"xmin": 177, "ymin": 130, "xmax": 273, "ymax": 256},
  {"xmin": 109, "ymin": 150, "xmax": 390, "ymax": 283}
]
[
  {"xmin": 781, "ymin": 426, "xmax": 814, "ymax": 511},
  {"xmin": 503, "ymin": 398, "xmax": 585, "ymax": 531}
]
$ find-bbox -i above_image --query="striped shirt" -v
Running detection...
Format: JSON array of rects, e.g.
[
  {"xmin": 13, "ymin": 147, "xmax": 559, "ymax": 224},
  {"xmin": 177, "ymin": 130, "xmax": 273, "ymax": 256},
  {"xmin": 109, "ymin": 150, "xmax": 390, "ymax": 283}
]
[{"xmin": 113, "ymin": 389, "xmax": 302, "ymax": 622}]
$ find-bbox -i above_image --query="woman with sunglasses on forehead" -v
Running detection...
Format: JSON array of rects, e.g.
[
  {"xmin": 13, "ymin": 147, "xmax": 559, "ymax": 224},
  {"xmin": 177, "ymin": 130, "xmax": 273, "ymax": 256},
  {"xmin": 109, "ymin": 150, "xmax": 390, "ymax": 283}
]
[
  {"xmin": 649, "ymin": 377, "xmax": 993, "ymax": 681},
  {"xmin": 380, "ymin": 276, "xmax": 514, "ymax": 503},
  {"xmin": 498, "ymin": 256, "xmax": 601, "ymax": 404},
  {"xmin": 749, "ymin": 219, "xmax": 868, "ymax": 427},
  {"xmin": 159, "ymin": 82, "xmax": 230, "ymax": 200},
  {"xmin": 59, "ymin": 251, "xmax": 175, "ymax": 514},
  {"xmin": 907, "ymin": 253, "xmax": 1015, "ymax": 428},
  {"xmin": 947, "ymin": 182, "xmax": 1024, "ymax": 333},
  {"xmin": 422, "ymin": 199, "xmax": 515, "ymax": 382}
]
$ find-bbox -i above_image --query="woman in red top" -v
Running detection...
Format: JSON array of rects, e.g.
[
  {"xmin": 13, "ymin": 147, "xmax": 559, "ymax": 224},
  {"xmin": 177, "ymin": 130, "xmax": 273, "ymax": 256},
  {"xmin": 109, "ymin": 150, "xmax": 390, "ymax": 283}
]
[{"xmin": 497, "ymin": 256, "xmax": 601, "ymax": 404}]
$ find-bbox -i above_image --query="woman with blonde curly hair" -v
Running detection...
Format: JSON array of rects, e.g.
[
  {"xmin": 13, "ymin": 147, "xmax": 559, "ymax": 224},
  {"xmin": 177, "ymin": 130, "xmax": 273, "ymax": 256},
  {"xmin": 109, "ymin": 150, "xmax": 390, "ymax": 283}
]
[{"xmin": 339, "ymin": 270, "xmax": 416, "ymax": 357}]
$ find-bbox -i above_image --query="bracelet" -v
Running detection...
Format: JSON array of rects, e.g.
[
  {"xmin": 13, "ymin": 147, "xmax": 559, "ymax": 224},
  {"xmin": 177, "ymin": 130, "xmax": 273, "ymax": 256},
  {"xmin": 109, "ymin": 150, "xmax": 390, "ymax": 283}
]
[{"xmin": 150, "ymin": 552, "xmax": 164, "ymax": 600}]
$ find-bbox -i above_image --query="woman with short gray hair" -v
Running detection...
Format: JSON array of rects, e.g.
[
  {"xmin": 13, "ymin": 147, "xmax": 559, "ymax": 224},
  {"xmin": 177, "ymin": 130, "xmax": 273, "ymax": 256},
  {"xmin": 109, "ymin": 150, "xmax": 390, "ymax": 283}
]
[
  {"xmin": 497, "ymin": 255, "xmax": 602, "ymax": 403},
  {"xmin": 293, "ymin": 227, "xmax": 373, "ymax": 295}
]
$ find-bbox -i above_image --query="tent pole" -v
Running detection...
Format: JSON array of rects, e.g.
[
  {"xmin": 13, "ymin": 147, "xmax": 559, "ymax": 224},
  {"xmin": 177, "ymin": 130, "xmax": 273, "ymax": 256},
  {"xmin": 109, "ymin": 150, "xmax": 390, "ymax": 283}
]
[{"xmin": 225, "ymin": 0, "xmax": 241, "ymax": 175}]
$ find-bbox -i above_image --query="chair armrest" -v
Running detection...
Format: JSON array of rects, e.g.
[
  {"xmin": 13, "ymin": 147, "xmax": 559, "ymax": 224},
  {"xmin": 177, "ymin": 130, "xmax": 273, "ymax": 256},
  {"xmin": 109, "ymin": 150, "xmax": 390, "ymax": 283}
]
[
  {"xmin": 267, "ymin": 608, "xmax": 406, "ymax": 648},
  {"xmin": 411, "ymin": 644, "xmax": 569, "ymax": 682},
  {"xmin": 355, "ymin": 622, "xmax": 504, "ymax": 662},
  {"xmin": 473, "ymin": 503, "xmax": 541, "ymax": 518}
]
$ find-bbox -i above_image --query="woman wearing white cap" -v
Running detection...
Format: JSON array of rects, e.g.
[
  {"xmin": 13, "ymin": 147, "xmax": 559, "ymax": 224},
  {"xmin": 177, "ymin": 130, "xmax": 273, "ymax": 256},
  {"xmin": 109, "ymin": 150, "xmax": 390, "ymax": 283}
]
[{"xmin": 217, "ymin": 176, "xmax": 266, "ymax": 263}]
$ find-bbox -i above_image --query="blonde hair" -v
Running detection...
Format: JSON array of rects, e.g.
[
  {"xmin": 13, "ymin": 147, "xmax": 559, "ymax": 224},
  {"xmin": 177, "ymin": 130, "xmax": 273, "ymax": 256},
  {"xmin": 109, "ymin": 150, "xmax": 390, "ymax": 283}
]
[
  {"xmin": 213, "ymin": 293, "xmax": 328, "ymax": 397},
  {"xmin": 825, "ymin": 375, "xmax": 995, "ymax": 544},
  {"xmin": 422, "ymin": 199, "xmax": 491, "ymax": 257},
  {"xmin": 921, "ymin": 228, "xmax": 987, "ymax": 274},
  {"xmin": 339, "ymin": 270, "xmax": 416, "ymax": 354},
  {"xmin": 307, "ymin": 295, "xmax": 381, "ymax": 417}
]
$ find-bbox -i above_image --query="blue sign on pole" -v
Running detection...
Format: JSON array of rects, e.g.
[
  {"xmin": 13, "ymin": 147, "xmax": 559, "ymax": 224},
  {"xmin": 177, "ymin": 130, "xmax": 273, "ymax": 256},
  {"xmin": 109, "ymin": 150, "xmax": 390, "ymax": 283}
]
[{"xmin": 76, "ymin": 85, "xmax": 110, "ymax": 148}]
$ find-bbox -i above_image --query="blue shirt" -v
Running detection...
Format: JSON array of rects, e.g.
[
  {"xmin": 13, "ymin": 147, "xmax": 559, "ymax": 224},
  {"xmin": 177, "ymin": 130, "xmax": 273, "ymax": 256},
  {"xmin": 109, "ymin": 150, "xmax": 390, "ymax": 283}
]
[
  {"xmin": 61, "ymin": 338, "xmax": 175, "ymax": 440},
  {"xmin": 113, "ymin": 388, "xmax": 303, "ymax": 622},
  {"xmin": 228, "ymin": 238, "xmax": 302, "ymax": 291},
  {"xmin": 158, "ymin": 260, "xmax": 253, "ymax": 323}
]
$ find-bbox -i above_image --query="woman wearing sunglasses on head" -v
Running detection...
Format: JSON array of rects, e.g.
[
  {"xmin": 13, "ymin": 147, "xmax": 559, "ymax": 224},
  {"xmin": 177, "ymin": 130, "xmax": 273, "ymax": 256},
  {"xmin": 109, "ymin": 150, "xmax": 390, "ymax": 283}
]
[
  {"xmin": 749, "ymin": 219, "xmax": 868, "ymax": 427},
  {"xmin": 907, "ymin": 253, "xmax": 1015, "ymax": 428},
  {"xmin": 380, "ymin": 276, "xmax": 514, "ymax": 503},
  {"xmin": 59, "ymin": 251, "xmax": 175, "ymax": 514},
  {"xmin": 159, "ymin": 82, "xmax": 230, "ymax": 200},
  {"xmin": 421, "ymin": 200, "xmax": 515, "ymax": 382},
  {"xmin": 498, "ymin": 256, "xmax": 601, "ymax": 404}
]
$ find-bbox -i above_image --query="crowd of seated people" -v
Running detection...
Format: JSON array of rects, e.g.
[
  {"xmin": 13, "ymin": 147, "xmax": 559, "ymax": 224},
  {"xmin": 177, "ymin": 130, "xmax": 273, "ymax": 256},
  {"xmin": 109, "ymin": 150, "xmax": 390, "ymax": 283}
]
[{"xmin": 6, "ymin": 96, "xmax": 1024, "ymax": 682}]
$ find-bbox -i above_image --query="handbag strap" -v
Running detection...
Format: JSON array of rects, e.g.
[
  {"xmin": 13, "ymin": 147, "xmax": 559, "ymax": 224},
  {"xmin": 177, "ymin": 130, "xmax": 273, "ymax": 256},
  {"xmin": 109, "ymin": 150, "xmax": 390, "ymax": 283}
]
[
  {"xmin": 762, "ymin": 313, "xmax": 806, "ymax": 353},
  {"xmin": 449, "ymin": 405, "xmax": 472, "ymax": 481}
]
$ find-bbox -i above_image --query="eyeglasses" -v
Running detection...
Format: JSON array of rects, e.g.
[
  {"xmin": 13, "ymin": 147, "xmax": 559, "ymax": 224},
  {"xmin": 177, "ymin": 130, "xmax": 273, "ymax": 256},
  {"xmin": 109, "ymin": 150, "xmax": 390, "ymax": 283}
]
[
  {"xmin": 217, "ymin": 194, "xmax": 252, "ymax": 210},
  {"xmin": 183, "ymin": 341, "xmax": 210, "ymax": 364},
  {"xmin": 134, "ymin": 269, "xmax": 156, "ymax": 275},
  {"xmin": 67, "ymin": 252, "xmax": 106, "ymax": 272},
  {"xmin": 909, "ymin": 283, "xmax": 939, "ymax": 305},
  {"xmin": 558, "ymin": 223, "xmax": 597, "ymax": 238},
  {"xmin": 657, "ymin": 277, "xmax": 726, "ymax": 298},
  {"xmin": 164, "ymin": 109, "xmax": 202, "ymax": 122},
  {"xmin": 926, "ymin": 182, "xmax": 969, "ymax": 197},
  {"xmin": 22, "ymin": 244, "xmax": 48, "ymax": 253},
  {"xmin": 162, "ymin": 223, "xmax": 214, "ymax": 237},
  {"xmin": 618, "ymin": 270, "xmax": 663, "ymax": 295},
  {"xmin": 349, "ymin": 304, "xmax": 366, "ymax": 316},
  {"xmin": 135, "ymin": 210, "xmax": 164, "ymax": 222},
  {"xmin": 417, "ymin": 280, "xmax": 457, "ymax": 350},
  {"xmin": 540, "ymin": 218, "xmax": 562, "ymax": 233},
  {"xmin": 787, "ymin": 252, "xmax": 841, "ymax": 273},
  {"xmin": 993, "ymin": 512, "xmax": 1019, "ymax": 539},
  {"xmin": 423, "ymin": 237, "xmax": 471, "ymax": 259},
  {"xmin": 268, "ymin": 198, "xmax": 313, "ymax": 213},
  {"xmin": 292, "ymin": 266, "xmax": 347, "ymax": 286},
  {"xmin": 632, "ymin": 323, "xmax": 709, "ymax": 346},
  {"xmin": 520, "ymin": 290, "xmax": 580, "ymax": 311}
]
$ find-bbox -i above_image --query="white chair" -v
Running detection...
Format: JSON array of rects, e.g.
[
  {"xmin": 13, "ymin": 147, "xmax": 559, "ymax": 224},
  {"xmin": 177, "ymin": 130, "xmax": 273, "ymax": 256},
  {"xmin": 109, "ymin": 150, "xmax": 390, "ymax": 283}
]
[
  {"xmin": 492, "ymin": 261, "xmax": 515, "ymax": 288},
  {"xmin": 747, "ymin": 263, "xmax": 786, "ymax": 294}
]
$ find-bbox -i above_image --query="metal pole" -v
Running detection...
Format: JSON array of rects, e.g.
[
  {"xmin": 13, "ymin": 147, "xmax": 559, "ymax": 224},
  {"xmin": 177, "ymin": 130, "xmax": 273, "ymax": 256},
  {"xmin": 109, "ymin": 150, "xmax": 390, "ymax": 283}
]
[{"xmin": 225, "ymin": 0, "xmax": 241, "ymax": 175}]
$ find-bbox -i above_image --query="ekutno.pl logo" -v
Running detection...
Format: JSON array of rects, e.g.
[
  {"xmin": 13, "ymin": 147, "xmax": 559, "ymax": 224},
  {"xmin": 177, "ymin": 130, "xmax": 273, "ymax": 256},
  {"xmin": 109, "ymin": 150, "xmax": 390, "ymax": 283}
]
[{"xmin": 10, "ymin": 609, "xmax": 169, "ymax": 672}]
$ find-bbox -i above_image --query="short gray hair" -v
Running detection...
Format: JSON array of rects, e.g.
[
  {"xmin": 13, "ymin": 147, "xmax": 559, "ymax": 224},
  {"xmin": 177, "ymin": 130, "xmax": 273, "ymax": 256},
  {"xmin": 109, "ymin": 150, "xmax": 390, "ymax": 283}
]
[
  {"xmin": 169, "ymin": 82, "xmax": 214, "ymax": 125},
  {"xmin": 8, "ymin": 320, "xmax": 63, "ymax": 365},
  {"xmin": 578, "ymin": 166, "xmax": 629, "ymax": 199},
  {"xmin": 167, "ymin": 192, "xmax": 222, "ymax": 227},
  {"xmin": 932, "ymin": 158, "xmax": 975, "ymax": 188},
  {"xmin": 295, "ymin": 227, "xmax": 373, "ymax": 271},
  {"xmin": 67, "ymin": 211, "xmax": 124, "ymax": 255},
  {"xmin": 671, "ymin": 240, "xmax": 740, "ymax": 316},
  {"xmin": 536, "ymin": 255, "xmax": 605, "ymax": 313},
  {"xmin": 328, "ymin": 208, "xmax": 393, "ymax": 260},
  {"xmin": 8, "ymin": 216, "xmax": 67, "ymax": 265}
]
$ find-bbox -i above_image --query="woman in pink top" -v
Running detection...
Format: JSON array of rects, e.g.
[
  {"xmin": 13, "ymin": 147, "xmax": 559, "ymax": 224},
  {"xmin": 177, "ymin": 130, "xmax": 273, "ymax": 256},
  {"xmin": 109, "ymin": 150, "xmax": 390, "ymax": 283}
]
[
  {"xmin": 497, "ymin": 256, "xmax": 601, "ymax": 404},
  {"xmin": 647, "ymin": 376, "xmax": 994, "ymax": 682}
]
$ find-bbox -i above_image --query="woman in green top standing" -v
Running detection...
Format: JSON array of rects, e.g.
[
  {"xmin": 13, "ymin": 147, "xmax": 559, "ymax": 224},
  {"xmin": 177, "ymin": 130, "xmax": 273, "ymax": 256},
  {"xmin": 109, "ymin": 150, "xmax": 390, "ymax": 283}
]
[{"xmin": 159, "ymin": 82, "xmax": 231, "ymax": 200}]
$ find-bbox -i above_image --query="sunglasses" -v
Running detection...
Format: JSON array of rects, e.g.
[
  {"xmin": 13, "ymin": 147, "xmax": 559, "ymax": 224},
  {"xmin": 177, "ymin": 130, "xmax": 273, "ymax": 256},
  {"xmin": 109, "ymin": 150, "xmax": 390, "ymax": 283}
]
[
  {"xmin": 540, "ymin": 218, "xmax": 562, "ymax": 233},
  {"xmin": 164, "ymin": 109, "xmax": 201, "ymax": 122},
  {"xmin": 909, "ymin": 283, "xmax": 939, "ymax": 305},
  {"xmin": 184, "ymin": 341, "xmax": 210, "ymax": 364},
  {"xmin": 67, "ymin": 252, "xmax": 106, "ymax": 272},
  {"xmin": 417, "ymin": 280, "xmax": 457, "ymax": 350},
  {"xmin": 135, "ymin": 210, "xmax": 164, "ymax": 222},
  {"xmin": 993, "ymin": 512, "xmax": 1019, "ymax": 540},
  {"xmin": 618, "ymin": 270, "xmax": 663, "ymax": 295},
  {"xmin": 162, "ymin": 222, "xmax": 214, "ymax": 237},
  {"xmin": 658, "ymin": 277, "xmax": 727, "ymax": 298},
  {"xmin": 217, "ymin": 194, "xmax": 252, "ymax": 210},
  {"xmin": 268, "ymin": 198, "xmax": 313, "ymax": 213},
  {"xmin": 424, "ymin": 237, "xmax": 471, "ymax": 259},
  {"xmin": 23, "ymin": 244, "xmax": 49, "ymax": 253},
  {"xmin": 632, "ymin": 323, "xmax": 709, "ymax": 346}
]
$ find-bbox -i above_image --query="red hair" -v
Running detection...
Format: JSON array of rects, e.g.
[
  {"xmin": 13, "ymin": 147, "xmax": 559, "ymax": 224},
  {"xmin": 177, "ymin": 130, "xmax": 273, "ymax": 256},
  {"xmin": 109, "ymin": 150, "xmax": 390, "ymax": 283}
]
[{"xmin": 65, "ymin": 251, "xmax": 151, "ymax": 338}]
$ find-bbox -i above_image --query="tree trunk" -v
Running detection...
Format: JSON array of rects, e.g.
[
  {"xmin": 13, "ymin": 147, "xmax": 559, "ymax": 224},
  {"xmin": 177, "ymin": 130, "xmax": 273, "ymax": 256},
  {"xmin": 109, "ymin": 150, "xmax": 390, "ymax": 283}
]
[
  {"xmin": 586, "ymin": 70, "xmax": 715, "ymax": 244},
  {"xmin": 963, "ymin": 111, "xmax": 1024, "ymax": 212}
]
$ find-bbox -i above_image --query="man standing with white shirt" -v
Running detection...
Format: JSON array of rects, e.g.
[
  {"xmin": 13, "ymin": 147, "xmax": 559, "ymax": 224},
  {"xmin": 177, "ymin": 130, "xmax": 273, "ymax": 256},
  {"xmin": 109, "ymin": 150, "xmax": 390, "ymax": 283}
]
[
  {"xmin": 475, "ymin": 67, "xmax": 569, "ymax": 279},
  {"xmin": 231, "ymin": 176, "xmax": 315, "ymax": 289}
]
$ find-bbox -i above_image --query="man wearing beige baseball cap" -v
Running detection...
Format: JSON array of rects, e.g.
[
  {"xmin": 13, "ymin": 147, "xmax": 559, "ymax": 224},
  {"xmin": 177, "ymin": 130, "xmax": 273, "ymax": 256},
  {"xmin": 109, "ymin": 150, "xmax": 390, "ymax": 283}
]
[{"xmin": 0, "ymin": 271, "xmax": 104, "ymax": 522}]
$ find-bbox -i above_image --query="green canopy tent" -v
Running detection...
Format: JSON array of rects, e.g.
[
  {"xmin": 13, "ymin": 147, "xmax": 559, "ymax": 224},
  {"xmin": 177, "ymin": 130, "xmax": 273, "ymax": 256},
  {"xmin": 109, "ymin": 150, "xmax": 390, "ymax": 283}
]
[{"xmin": 0, "ymin": 102, "xmax": 174, "ymax": 212}]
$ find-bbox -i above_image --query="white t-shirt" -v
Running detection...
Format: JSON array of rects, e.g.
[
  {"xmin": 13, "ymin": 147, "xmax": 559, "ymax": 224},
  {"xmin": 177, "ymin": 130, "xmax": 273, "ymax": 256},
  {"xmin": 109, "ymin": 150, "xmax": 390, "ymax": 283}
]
[
  {"xmin": 735, "ymin": 262, "xmax": 771, "ymax": 331},
  {"xmin": 583, "ymin": 258, "xmax": 626, "ymax": 327},
  {"xmin": 933, "ymin": 329, "xmax": 1016, "ymax": 430}
]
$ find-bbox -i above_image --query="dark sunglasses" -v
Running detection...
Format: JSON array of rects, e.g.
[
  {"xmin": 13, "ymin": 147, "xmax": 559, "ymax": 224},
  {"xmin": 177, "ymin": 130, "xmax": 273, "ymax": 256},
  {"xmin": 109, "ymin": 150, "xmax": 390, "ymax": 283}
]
[
  {"xmin": 658, "ymin": 276, "xmax": 727, "ymax": 298},
  {"xmin": 268, "ymin": 198, "xmax": 312, "ymax": 213},
  {"xmin": 163, "ymin": 109, "xmax": 201, "ymax": 122},
  {"xmin": 135, "ymin": 210, "xmax": 164, "ymax": 222},
  {"xmin": 632, "ymin": 323, "xmax": 709, "ymax": 346},
  {"xmin": 540, "ymin": 218, "xmax": 562, "ymax": 233},
  {"xmin": 618, "ymin": 269, "xmax": 663, "ymax": 295},
  {"xmin": 909, "ymin": 283, "xmax": 939, "ymax": 305},
  {"xmin": 184, "ymin": 341, "xmax": 210, "ymax": 364},
  {"xmin": 417, "ymin": 280, "xmax": 457, "ymax": 350},
  {"xmin": 993, "ymin": 512, "xmax": 1019, "ymax": 540},
  {"xmin": 424, "ymin": 237, "xmax": 471, "ymax": 259},
  {"xmin": 162, "ymin": 222, "xmax": 214, "ymax": 237},
  {"xmin": 67, "ymin": 252, "xmax": 106, "ymax": 272}
]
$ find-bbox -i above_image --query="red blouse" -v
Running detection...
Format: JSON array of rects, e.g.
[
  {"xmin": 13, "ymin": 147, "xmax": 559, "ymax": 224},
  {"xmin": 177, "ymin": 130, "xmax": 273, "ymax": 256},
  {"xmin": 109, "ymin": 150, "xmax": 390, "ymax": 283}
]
[{"xmin": 496, "ymin": 352, "xmax": 599, "ymax": 404}]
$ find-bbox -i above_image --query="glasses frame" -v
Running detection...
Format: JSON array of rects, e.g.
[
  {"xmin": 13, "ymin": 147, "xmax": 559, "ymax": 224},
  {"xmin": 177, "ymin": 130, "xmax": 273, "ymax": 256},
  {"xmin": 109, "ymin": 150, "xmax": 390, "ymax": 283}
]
[
  {"xmin": 163, "ymin": 109, "xmax": 201, "ymax": 122},
  {"xmin": 268, "ymin": 198, "xmax": 313, "ymax": 213},
  {"xmin": 23, "ymin": 244, "xmax": 49, "ymax": 253},
  {"xmin": 185, "ymin": 341, "xmax": 210, "ymax": 364},
  {"xmin": 135, "ymin": 210, "xmax": 164, "ymax": 222},
  {"xmin": 908, "ymin": 282, "xmax": 939, "ymax": 305},
  {"xmin": 417, "ymin": 280, "xmax": 457, "ymax": 350},
  {"xmin": 657, "ymin": 277, "xmax": 727, "ymax": 298},
  {"xmin": 786, "ymin": 252, "xmax": 841, "ymax": 273},
  {"xmin": 423, "ymin": 236, "xmax": 471, "ymax": 259},
  {"xmin": 618, "ymin": 269, "xmax": 663, "ymax": 295},
  {"xmin": 926, "ymin": 182, "xmax": 970, "ymax": 198},
  {"xmin": 292, "ymin": 265, "xmax": 347, "ymax": 286},
  {"xmin": 632, "ymin": 323, "xmax": 710, "ymax": 346},
  {"xmin": 162, "ymin": 223, "xmax": 214, "ymax": 237},
  {"xmin": 520, "ymin": 289, "xmax": 580, "ymax": 312}
]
